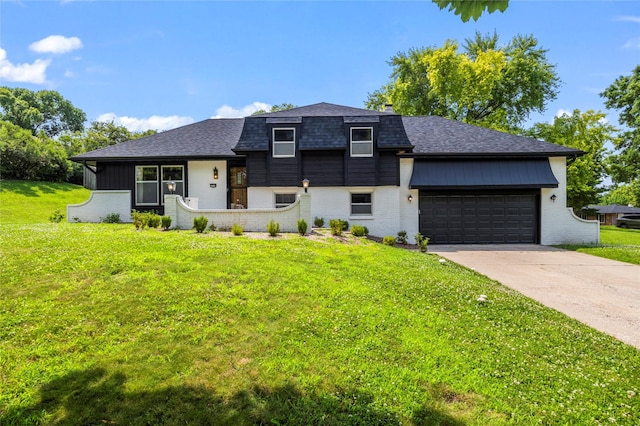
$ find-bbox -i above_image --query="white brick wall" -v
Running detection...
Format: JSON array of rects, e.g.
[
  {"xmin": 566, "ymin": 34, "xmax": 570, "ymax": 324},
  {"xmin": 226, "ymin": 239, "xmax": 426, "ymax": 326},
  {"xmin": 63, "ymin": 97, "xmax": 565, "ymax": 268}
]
[{"xmin": 67, "ymin": 190, "xmax": 132, "ymax": 223}]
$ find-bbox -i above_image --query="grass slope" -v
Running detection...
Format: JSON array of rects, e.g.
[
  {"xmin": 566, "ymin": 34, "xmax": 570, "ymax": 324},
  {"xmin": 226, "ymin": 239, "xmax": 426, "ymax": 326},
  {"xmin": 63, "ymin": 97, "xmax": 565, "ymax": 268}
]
[
  {"xmin": 1, "ymin": 224, "xmax": 639, "ymax": 425},
  {"xmin": 0, "ymin": 180, "xmax": 90, "ymax": 223},
  {"xmin": 558, "ymin": 226, "xmax": 640, "ymax": 265}
]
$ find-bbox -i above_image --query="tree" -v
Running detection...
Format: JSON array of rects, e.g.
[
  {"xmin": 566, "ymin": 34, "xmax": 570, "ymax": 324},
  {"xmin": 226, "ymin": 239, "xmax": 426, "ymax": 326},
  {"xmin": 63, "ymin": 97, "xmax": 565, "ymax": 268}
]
[
  {"xmin": 0, "ymin": 87, "xmax": 86, "ymax": 137},
  {"xmin": 432, "ymin": 0, "xmax": 509, "ymax": 22},
  {"xmin": 0, "ymin": 120, "xmax": 68, "ymax": 182},
  {"xmin": 602, "ymin": 183, "xmax": 640, "ymax": 207},
  {"xmin": 366, "ymin": 33, "xmax": 561, "ymax": 132},
  {"xmin": 252, "ymin": 103, "xmax": 297, "ymax": 116},
  {"xmin": 60, "ymin": 121, "xmax": 156, "ymax": 156},
  {"xmin": 600, "ymin": 66, "xmax": 640, "ymax": 195},
  {"xmin": 527, "ymin": 110, "xmax": 616, "ymax": 210}
]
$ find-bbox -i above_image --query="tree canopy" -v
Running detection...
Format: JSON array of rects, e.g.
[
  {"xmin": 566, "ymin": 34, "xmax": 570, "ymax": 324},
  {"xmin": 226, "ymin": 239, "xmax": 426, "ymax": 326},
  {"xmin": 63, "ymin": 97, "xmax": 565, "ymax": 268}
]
[
  {"xmin": 432, "ymin": 0, "xmax": 509, "ymax": 22},
  {"xmin": 60, "ymin": 121, "xmax": 157, "ymax": 157},
  {"xmin": 0, "ymin": 87, "xmax": 86, "ymax": 137},
  {"xmin": 366, "ymin": 33, "xmax": 561, "ymax": 132},
  {"xmin": 527, "ymin": 110, "xmax": 616, "ymax": 210},
  {"xmin": 252, "ymin": 103, "xmax": 297, "ymax": 116}
]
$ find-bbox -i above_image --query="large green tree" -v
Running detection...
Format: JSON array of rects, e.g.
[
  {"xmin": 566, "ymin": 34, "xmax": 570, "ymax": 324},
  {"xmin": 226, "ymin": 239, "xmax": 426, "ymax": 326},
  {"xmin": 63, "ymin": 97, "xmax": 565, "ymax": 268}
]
[
  {"xmin": 432, "ymin": 0, "xmax": 509, "ymax": 22},
  {"xmin": 366, "ymin": 33, "xmax": 561, "ymax": 131},
  {"xmin": 252, "ymin": 103, "xmax": 298, "ymax": 116},
  {"xmin": 527, "ymin": 110, "xmax": 616, "ymax": 210},
  {"xmin": 600, "ymin": 65, "xmax": 640, "ymax": 200},
  {"xmin": 0, "ymin": 87, "xmax": 86, "ymax": 137}
]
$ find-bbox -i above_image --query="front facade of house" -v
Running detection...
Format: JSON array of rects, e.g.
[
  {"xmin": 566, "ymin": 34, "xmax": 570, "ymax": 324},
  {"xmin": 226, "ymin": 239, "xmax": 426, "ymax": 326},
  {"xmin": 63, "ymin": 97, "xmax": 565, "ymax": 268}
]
[{"xmin": 70, "ymin": 103, "xmax": 598, "ymax": 245}]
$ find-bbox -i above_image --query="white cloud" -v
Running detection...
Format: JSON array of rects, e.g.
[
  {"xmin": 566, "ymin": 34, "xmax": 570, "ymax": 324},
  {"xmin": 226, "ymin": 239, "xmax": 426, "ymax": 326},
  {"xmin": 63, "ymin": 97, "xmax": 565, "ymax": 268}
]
[
  {"xmin": 615, "ymin": 16, "xmax": 640, "ymax": 23},
  {"xmin": 95, "ymin": 113, "xmax": 194, "ymax": 132},
  {"xmin": 64, "ymin": 69, "xmax": 75, "ymax": 78},
  {"xmin": 212, "ymin": 102, "xmax": 271, "ymax": 118},
  {"xmin": 29, "ymin": 35, "xmax": 82, "ymax": 54},
  {"xmin": 0, "ymin": 48, "xmax": 50, "ymax": 84},
  {"xmin": 623, "ymin": 37, "xmax": 640, "ymax": 49}
]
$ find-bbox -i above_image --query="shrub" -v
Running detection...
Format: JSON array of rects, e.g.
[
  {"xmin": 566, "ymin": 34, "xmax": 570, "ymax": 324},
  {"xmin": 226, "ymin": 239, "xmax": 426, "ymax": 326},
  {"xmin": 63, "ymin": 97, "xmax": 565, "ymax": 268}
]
[
  {"xmin": 329, "ymin": 219, "xmax": 344, "ymax": 236},
  {"xmin": 314, "ymin": 216, "xmax": 324, "ymax": 228},
  {"xmin": 415, "ymin": 232, "xmax": 429, "ymax": 253},
  {"xmin": 193, "ymin": 216, "xmax": 208, "ymax": 233},
  {"xmin": 102, "ymin": 213, "xmax": 121, "ymax": 223},
  {"xmin": 363, "ymin": 226, "xmax": 369, "ymax": 236},
  {"xmin": 147, "ymin": 213, "xmax": 161, "ymax": 229},
  {"xmin": 266, "ymin": 219, "xmax": 280, "ymax": 237},
  {"xmin": 161, "ymin": 215, "xmax": 172, "ymax": 230},
  {"xmin": 397, "ymin": 230, "xmax": 408, "ymax": 245},
  {"xmin": 382, "ymin": 235, "xmax": 396, "ymax": 246},
  {"xmin": 351, "ymin": 224, "xmax": 366, "ymax": 237},
  {"xmin": 341, "ymin": 220, "xmax": 349, "ymax": 231},
  {"xmin": 132, "ymin": 210, "xmax": 148, "ymax": 230},
  {"xmin": 232, "ymin": 223, "xmax": 243, "ymax": 236},
  {"xmin": 208, "ymin": 223, "xmax": 217, "ymax": 232},
  {"xmin": 297, "ymin": 218, "xmax": 308, "ymax": 236},
  {"xmin": 49, "ymin": 210, "xmax": 64, "ymax": 223}
]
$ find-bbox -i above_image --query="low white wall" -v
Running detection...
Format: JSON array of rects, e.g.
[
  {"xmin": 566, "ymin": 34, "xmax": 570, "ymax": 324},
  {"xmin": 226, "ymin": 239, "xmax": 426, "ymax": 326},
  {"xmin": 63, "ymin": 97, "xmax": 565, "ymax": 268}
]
[
  {"xmin": 540, "ymin": 158, "xmax": 600, "ymax": 245},
  {"xmin": 164, "ymin": 193, "xmax": 312, "ymax": 233},
  {"xmin": 67, "ymin": 190, "xmax": 132, "ymax": 223}
]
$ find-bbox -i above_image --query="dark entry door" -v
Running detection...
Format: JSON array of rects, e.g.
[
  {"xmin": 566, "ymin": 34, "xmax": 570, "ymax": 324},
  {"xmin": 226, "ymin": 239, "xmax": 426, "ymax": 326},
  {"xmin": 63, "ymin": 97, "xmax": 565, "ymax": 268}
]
[
  {"xmin": 419, "ymin": 192, "xmax": 538, "ymax": 244},
  {"xmin": 229, "ymin": 167, "xmax": 247, "ymax": 208}
]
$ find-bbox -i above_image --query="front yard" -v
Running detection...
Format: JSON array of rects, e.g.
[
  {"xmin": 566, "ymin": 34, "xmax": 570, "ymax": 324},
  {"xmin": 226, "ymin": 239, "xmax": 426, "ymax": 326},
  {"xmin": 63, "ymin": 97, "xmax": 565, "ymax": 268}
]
[{"xmin": 558, "ymin": 226, "xmax": 640, "ymax": 265}]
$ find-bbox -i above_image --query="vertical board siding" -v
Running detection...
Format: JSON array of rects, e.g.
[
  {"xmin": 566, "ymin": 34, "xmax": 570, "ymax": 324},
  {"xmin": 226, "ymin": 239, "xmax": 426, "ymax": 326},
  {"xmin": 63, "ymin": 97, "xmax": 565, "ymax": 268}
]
[{"xmin": 301, "ymin": 151, "xmax": 344, "ymax": 186}]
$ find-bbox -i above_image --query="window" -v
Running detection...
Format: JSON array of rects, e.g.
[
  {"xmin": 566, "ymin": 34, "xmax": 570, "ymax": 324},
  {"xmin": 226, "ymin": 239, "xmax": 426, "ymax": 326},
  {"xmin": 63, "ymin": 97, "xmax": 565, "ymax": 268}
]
[
  {"xmin": 135, "ymin": 166, "xmax": 159, "ymax": 205},
  {"xmin": 350, "ymin": 127, "xmax": 373, "ymax": 157},
  {"xmin": 275, "ymin": 193, "xmax": 296, "ymax": 208},
  {"xmin": 351, "ymin": 193, "xmax": 372, "ymax": 216},
  {"xmin": 273, "ymin": 128, "xmax": 295, "ymax": 158},
  {"xmin": 161, "ymin": 165, "xmax": 184, "ymax": 202}
]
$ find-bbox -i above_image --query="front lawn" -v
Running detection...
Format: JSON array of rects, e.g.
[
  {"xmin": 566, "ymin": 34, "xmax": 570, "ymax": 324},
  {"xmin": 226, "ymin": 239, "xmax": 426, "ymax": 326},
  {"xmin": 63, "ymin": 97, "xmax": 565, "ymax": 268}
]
[
  {"xmin": 1, "ymin": 223, "xmax": 639, "ymax": 425},
  {"xmin": 558, "ymin": 226, "xmax": 640, "ymax": 265}
]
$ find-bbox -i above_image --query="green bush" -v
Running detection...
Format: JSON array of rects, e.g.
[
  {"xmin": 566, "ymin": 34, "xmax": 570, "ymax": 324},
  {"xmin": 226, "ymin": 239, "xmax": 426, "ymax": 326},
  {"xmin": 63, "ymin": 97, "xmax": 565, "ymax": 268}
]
[
  {"xmin": 415, "ymin": 232, "xmax": 429, "ymax": 253},
  {"xmin": 208, "ymin": 223, "xmax": 217, "ymax": 232},
  {"xmin": 351, "ymin": 225, "xmax": 366, "ymax": 237},
  {"xmin": 329, "ymin": 219, "xmax": 344, "ymax": 236},
  {"xmin": 132, "ymin": 210, "xmax": 148, "ymax": 230},
  {"xmin": 397, "ymin": 230, "xmax": 408, "ymax": 244},
  {"xmin": 147, "ymin": 213, "xmax": 161, "ymax": 229},
  {"xmin": 382, "ymin": 235, "xmax": 396, "ymax": 246},
  {"xmin": 193, "ymin": 216, "xmax": 208, "ymax": 233},
  {"xmin": 49, "ymin": 210, "xmax": 64, "ymax": 223},
  {"xmin": 102, "ymin": 213, "xmax": 121, "ymax": 223},
  {"xmin": 341, "ymin": 220, "xmax": 349, "ymax": 231},
  {"xmin": 266, "ymin": 219, "xmax": 280, "ymax": 237},
  {"xmin": 161, "ymin": 215, "xmax": 172, "ymax": 230},
  {"xmin": 232, "ymin": 223, "xmax": 243, "ymax": 236},
  {"xmin": 297, "ymin": 218, "xmax": 308, "ymax": 236},
  {"xmin": 314, "ymin": 216, "xmax": 324, "ymax": 228}
]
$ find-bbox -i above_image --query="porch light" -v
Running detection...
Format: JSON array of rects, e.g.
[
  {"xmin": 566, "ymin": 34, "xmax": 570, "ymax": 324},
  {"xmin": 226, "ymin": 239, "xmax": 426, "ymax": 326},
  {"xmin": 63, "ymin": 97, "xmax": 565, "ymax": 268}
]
[
  {"xmin": 302, "ymin": 178, "xmax": 310, "ymax": 193},
  {"xmin": 213, "ymin": 167, "xmax": 219, "ymax": 180},
  {"xmin": 550, "ymin": 194, "xmax": 557, "ymax": 202},
  {"xmin": 167, "ymin": 181, "xmax": 176, "ymax": 194},
  {"xmin": 408, "ymin": 194, "xmax": 413, "ymax": 203}
]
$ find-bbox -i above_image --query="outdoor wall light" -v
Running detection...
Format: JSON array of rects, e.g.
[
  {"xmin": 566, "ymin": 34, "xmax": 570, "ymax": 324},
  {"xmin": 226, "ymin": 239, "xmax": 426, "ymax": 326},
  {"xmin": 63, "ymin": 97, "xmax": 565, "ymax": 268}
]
[
  {"xmin": 167, "ymin": 181, "xmax": 176, "ymax": 194},
  {"xmin": 302, "ymin": 178, "xmax": 310, "ymax": 193},
  {"xmin": 408, "ymin": 194, "xmax": 413, "ymax": 203},
  {"xmin": 213, "ymin": 167, "xmax": 219, "ymax": 180},
  {"xmin": 550, "ymin": 194, "xmax": 557, "ymax": 202}
]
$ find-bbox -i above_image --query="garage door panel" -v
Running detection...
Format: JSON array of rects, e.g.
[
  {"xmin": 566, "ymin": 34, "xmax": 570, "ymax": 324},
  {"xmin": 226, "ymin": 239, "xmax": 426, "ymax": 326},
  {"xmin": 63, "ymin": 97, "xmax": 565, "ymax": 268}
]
[{"xmin": 420, "ymin": 192, "xmax": 538, "ymax": 244}]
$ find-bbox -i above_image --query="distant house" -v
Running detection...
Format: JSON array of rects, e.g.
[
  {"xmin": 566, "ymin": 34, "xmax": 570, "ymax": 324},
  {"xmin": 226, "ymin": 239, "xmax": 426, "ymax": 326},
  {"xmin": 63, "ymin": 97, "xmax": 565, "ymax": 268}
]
[
  {"xmin": 70, "ymin": 102, "xmax": 599, "ymax": 245},
  {"xmin": 581, "ymin": 204, "xmax": 640, "ymax": 225}
]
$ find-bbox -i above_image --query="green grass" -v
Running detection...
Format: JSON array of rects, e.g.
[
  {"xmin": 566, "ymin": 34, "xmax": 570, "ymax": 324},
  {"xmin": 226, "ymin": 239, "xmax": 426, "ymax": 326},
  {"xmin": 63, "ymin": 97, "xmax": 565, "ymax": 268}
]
[
  {"xmin": 558, "ymin": 226, "xmax": 640, "ymax": 265},
  {"xmin": 1, "ymin": 223, "xmax": 639, "ymax": 425},
  {"xmin": 0, "ymin": 180, "xmax": 90, "ymax": 223}
]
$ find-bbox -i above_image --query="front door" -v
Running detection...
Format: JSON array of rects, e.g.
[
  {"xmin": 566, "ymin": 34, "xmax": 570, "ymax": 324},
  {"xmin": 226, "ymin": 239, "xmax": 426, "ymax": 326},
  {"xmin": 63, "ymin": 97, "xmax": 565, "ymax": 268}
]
[{"xmin": 229, "ymin": 167, "xmax": 247, "ymax": 208}]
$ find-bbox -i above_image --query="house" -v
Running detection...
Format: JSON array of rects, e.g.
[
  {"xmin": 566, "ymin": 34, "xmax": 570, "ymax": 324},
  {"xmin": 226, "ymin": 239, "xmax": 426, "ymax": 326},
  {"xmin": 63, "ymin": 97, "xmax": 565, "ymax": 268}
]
[
  {"xmin": 69, "ymin": 102, "xmax": 599, "ymax": 245},
  {"xmin": 580, "ymin": 204, "xmax": 640, "ymax": 225}
]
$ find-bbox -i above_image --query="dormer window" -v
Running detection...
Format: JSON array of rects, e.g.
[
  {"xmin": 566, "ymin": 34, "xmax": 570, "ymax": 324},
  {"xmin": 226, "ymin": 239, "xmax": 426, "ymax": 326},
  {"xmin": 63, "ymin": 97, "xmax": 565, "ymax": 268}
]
[
  {"xmin": 350, "ymin": 127, "xmax": 373, "ymax": 157},
  {"xmin": 273, "ymin": 128, "xmax": 295, "ymax": 158}
]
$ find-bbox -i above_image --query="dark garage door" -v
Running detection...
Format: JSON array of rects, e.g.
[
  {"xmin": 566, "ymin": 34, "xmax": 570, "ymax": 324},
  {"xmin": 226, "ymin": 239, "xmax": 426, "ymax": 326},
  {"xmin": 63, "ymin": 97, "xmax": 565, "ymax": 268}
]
[{"xmin": 419, "ymin": 192, "xmax": 538, "ymax": 244}]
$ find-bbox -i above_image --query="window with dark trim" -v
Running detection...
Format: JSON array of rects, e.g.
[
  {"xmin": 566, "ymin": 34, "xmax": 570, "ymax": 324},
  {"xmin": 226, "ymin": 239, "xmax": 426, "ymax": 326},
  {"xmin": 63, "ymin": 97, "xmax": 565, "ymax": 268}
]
[
  {"xmin": 273, "ymin": 128, "xmax": 295, "ymax": 158},
  {"xmin": 135, "ymin": 166, "xmax": 159, "ymax": 205},
  {"xmin": 161, "ymin": 165, "xmax": 184, "ymax": 203},
  {"xmin": 350, "ymin": 127, "xmax": 373, "ymax": 157},
  {"xmin": 275, "ymin": 193, "xmax": 296, "ymax": 208},
  {"xmin": 351, "ymin": 193, "xmax": 372, "ymax": 215}
]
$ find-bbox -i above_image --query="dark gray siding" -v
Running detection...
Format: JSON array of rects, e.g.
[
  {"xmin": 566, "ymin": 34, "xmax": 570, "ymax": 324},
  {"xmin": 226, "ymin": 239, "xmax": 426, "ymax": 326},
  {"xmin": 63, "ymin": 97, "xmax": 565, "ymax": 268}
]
[
  {"xmin": 246, "ymin": 154, "xmax": 268, "ymax": 186},
  {"xmin": 97, "ymin": 162, "xmax": 133, "ymax": 190},
  {"xmin": 269, "ymin": 158, "xmax": 299, "ymax": 186},
  {"xmin": 346, "ymin": 157, "xmax": 376, "ymax": 186},
  {"xmin": 301, "ymin": 151, "xmax": 344, "ymax": 186},
  {"xmin": 378, "ymin": 152, "xmax": 399, "ymax": 186}
]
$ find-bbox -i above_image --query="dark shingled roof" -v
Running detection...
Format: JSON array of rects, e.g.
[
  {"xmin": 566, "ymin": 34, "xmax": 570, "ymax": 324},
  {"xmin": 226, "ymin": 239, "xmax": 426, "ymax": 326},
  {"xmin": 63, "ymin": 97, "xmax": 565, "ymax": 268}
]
[
  {"xmin": 403, "ymin": 116, "xmax": 582, "ymax": 157},
  {"xmin": 253, "ymin": 102, "xmax": 392, "ymax": 118},
  {"xmin": 585, "ymin": 204, "xmax": 640, "ymax": 214},
  {"xmin": 72, "ymin": 119, "xmax": 244, "ymax": 161},
  {"xmin": 299, "ymin": 117, "xmax": 346, "ymax": 150}
]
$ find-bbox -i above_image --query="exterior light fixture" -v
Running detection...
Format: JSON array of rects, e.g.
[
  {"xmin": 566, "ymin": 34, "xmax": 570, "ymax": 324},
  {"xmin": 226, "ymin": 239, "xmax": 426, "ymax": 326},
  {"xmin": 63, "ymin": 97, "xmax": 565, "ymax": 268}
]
[
  {"xmin": 213, "ymin": 167, "xmax": 219, "ymax": 180},
  {"xmin": 550, "ymin": 194, "xmax": 557, "ymax": 202},
  {"xmin": 167, "ymin": 181, "xmax": 176, "ymax": 194},
  {"xmin": 408, "ymin": 194, "xmax": 413, "ymax": 203},
  {"xmin": 302, "ymin": 178, "xmax": 310, "ymax": 193}
]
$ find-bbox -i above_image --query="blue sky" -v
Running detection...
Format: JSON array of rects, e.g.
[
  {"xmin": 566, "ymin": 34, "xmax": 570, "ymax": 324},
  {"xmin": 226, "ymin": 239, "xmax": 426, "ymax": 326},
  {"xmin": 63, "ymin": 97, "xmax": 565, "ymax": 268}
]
[{"xmin": 1, "ymin": 1, "xmax": 639, "ymax": 132}]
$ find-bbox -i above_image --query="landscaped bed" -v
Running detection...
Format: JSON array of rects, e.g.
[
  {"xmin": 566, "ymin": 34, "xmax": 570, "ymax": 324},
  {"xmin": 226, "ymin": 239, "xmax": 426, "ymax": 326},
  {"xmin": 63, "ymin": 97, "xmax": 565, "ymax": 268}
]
[{"xmin": 1, "ymin": 221, "xmax": 639, "ymax": 425}]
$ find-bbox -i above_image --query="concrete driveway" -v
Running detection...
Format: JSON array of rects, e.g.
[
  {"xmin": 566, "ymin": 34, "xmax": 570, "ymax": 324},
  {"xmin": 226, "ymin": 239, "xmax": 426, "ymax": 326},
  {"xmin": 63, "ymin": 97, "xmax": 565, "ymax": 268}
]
[{"xmin": 429, "ymin": 245, "xmax": 640, "ymax": 349}]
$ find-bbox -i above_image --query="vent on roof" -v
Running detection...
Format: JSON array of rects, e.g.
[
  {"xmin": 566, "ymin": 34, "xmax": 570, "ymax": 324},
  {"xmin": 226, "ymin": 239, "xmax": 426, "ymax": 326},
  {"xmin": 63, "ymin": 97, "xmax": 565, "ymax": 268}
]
[{"xmin": 384, "ymin": 104, "xmax": 394, "ymax": 113}]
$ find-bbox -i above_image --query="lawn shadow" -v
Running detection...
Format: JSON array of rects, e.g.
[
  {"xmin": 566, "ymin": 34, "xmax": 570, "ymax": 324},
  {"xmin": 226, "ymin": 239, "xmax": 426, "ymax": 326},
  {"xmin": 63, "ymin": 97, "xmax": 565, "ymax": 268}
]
[
  {"xmin": 1, "ymin": 180, "xmax": 76, "ymax": 197},
  {"xmin": 3, "ymin": 368, "xmax": 467, "ymax": 425}
]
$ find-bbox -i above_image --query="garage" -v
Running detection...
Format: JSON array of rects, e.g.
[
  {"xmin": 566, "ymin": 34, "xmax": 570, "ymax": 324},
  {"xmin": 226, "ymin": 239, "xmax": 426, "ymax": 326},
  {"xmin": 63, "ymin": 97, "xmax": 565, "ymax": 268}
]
[
  {"xmin": 410, "ymin": 158, "xmax": 559, "ymax": 244},
  {"xmin": 419, "ymin": 192, "xmax": 538, "ymax": 244}
]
